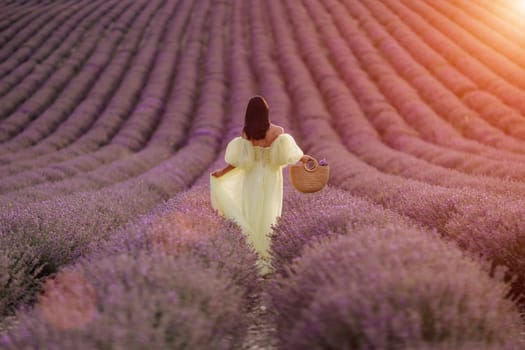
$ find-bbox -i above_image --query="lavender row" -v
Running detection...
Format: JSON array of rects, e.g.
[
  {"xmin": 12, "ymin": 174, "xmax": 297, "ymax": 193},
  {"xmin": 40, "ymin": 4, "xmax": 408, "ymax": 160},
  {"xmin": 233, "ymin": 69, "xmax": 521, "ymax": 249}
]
[
  {"xmin": 1, "ymin": 187, "xmax": 259, "ymax": 349},
  {"xmin": 381, "ymin": 0, "xmax": 525, "ymax": 119},
  {"xmin": 266, "ymin": 0, "xmax": 525, "ymax": 313},
  {"xmin": 0, "ymin": 0, "xmax": 127, "ymax": 148},
  {"xmin": 0, "ymin": 2, "xmax": 29, "ymax": 25},
  {"xmin": 276, "ymin": 131, "xmax": 525, "ymax": 344},
  {"xmin": 226, "ymin": 0, "xmax": 257, "ymax": 139},
  {"xmin": 455, "ymin": 1, "xmax": 525, "ymax": 50},
  {"xmin": 0, "ymin": 12, "xmax": 254, "ymax": 328},
  {"xmin": 0, "ymin": 1, "xmax": 119, "ymax": 131},
  {"xmin": 343, "ymin": 0, "xmax": 525, "ymax": 157},
  {"xmin": 19, "ymin": 0, "xmax": 161, "ymax": 153},
  {"xmin": 107, "ymin": 0, "xmax": 211, "ymax": 180},
  {"xmin": 0, "ymin": 1, "xmax": 114, "ymax": 100},
  {"xmin": 0, "ymin": 2, "xmax": 31, "ymax": 21},
  {"xmin": 277, "ymin": 0, "xmax": 525, "ymax": 198},
  {"xmin": 355, "ymin": 0, "xmax": 525, "ymax": 160},
  {"xmin": 0, "ymin": 0, "xmax": 209, "ymax": 204},
  {"xmin": 0, "ymin": 2, "xmax": 59, "ymax": 49},
  {"xmin": 329, "ymin": 0, "xmax": 525, "ymax": 164},
  {"xmin": 424, "ymin": 3, "xmax": 525, "ymax": 72},
  {"xmin": 0, "ymin": 3, "xmax": 115, "ymax": 102},
  {"xmin": 270, "ymin": 227, "xmax": 523, "ymax": 349},
  {"xmin": 0, "ymin": 0, "xmax": 228, "ymax": 318},
  {"xmin": 268, "ymin": 187, "xmax": 523, "ymax": 348},
  {"xmin": 195, "ymin": 0, "xmax": 257, "ymax": 184},
  {"xmin": 0, "ymin": 0, "xmax": 171, "ymax": 170},
  {"xmin": 312, "ymin": 0, "xmax": 525, "ymax": 180},
  {"xmin": 0, "ymin": 127, "xmax": 219, "ymax": 319},
  {"xmin": 294, "ymin": 79, "xmax": 525, "ymax": 312},
  {"xmin": 359, "ymin": 0, "xmax": 525, "ymax": 145},
  {"xmin": 0, "ymin": 0, "xmax": 56, "ymax": 18},
  {"xmin": 1, "ymin": 255, "xmax": 248, "ymax": 350},
  {"xmin": 288, "ymin": 3, "xmax": 525, "ymax": 194},
  {"xmin": 271, "ymin": 186, "xmax": 419, "ymax": 276},
  {"xmin": 476, "ymin": 0, "xmax": 524, "ymax": 30},
  {"xmin": 0, "ymin": 0, "xmax": 167, "ymax": 176},
  {"xmin": 95, "ymin": 186, "xmax": 261, "ymax": 308},
  {"xmin": 110, "ymin": 0, "xmax": 192, "ymax": 151},
  {"xmin": 247, "ymin": 0, "xmax": 294, "ymax": 134},
  {"xmin": 412, "ymin": 0, "xmax": 525, "ymax": 82},
  {"xmin": 302, "ymin": 115, "xmax": 525, "ymax": 312},
  {"xmin": 342, "ymin": 0, "xmax": 525, "ymax": 153},
  {"xmin": 0, "ymin": 1, "xmax": 71, "ymax": 65},
  {"xmin": 0, "ymin": 0, "xmax": 149, "ymax": 152},
  {"xmin": 261, "ymin": 0, "xmax": 328, "ymax": 156},
  {"xmin": 431, "ymin": 1, "xmax": 525, "ymax": 70},
  {"xmin": 0, "ymin": 1, "xmax": 89, "ymax": 91},
  {"xmin": 0, "ymin": 21, "xmax": 224, "ymax": 327}
]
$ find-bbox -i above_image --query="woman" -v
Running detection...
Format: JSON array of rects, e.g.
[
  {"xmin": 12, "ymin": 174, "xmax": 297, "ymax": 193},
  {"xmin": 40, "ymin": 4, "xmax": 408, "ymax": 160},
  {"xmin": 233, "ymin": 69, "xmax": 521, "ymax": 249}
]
[{"xmin": 210, "ymin": 96, "xmax": 311, "ymax": 275}]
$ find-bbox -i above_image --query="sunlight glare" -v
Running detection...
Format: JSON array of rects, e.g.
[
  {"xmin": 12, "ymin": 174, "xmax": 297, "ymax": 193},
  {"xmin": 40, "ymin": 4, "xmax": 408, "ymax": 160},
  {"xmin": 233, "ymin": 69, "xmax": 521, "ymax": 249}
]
[{"xmin": 517, "ymin": 0, "xmax": 525, "ymax": 13}]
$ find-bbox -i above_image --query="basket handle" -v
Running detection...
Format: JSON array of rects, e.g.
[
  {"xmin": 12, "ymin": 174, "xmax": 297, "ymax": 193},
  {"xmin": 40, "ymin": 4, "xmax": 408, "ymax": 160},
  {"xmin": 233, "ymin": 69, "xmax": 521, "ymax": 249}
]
[{"xmin": 303, "ymin": 157, "xmax": 318, "ymax": 172}]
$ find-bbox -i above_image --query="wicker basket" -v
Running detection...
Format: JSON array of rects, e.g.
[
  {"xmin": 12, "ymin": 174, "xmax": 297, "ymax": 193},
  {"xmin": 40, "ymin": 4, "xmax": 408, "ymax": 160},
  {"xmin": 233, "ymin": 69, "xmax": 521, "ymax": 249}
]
[{"xmin": 289, "ymin": 158, "xmax": 329, "ymax": 193}]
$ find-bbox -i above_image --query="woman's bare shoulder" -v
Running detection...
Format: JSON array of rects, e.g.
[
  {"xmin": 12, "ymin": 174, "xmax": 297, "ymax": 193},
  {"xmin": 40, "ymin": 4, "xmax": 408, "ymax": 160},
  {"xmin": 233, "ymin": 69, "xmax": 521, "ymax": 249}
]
[
  {"xmin": 266, "ymin": 125, "xmax": 285, "ymax": 146},
  {"xmin": 271, "ymin": 124, "xmax": 285, "ymax": 135}
]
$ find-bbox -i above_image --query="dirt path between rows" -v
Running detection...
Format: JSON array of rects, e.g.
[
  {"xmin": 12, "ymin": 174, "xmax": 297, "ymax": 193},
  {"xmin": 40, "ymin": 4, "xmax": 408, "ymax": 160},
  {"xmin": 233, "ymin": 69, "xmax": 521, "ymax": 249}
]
[{"xmin": 242, "ymin": 280, "xmax": 278, "ymax": 350}]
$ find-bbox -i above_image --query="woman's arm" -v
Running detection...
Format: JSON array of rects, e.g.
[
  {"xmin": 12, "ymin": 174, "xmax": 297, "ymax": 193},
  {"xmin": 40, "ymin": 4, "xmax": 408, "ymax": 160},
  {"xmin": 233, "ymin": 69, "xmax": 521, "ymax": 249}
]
[{"xmin": 211, "ymin": 164, "xmax": 235, "ymax": 177}]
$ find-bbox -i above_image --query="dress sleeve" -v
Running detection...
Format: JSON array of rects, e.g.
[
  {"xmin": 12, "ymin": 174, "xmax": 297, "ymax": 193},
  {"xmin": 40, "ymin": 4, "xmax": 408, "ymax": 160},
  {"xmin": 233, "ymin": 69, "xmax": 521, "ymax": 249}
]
[
  {"xmin": 270, "ymin": 133, "xmax": 304, "ymax": 166},
  {"xmin": 225, "ymin": 137, "xmax": 254, "ymax": 169}
]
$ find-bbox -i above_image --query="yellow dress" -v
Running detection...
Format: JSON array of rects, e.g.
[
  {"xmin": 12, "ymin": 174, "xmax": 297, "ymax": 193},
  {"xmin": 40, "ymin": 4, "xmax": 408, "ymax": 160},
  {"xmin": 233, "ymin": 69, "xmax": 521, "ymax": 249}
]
[{"xmin": 210, "ymin": 133, "xmax": 304, "ymax": 270}]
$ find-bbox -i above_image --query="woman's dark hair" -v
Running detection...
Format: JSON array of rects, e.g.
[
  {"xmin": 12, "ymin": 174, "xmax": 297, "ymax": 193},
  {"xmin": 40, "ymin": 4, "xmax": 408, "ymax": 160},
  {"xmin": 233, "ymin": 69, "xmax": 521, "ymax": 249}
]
[{"xmin": 243, "ymin": 96, "xmax": 270, "ymax": 140}]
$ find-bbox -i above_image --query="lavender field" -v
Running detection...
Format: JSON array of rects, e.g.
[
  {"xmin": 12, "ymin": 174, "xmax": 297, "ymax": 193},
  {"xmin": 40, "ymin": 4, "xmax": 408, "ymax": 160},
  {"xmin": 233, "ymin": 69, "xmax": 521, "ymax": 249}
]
[{"xmin": 1, "ymin": 0, "xmax": 525, "ymax": 348}]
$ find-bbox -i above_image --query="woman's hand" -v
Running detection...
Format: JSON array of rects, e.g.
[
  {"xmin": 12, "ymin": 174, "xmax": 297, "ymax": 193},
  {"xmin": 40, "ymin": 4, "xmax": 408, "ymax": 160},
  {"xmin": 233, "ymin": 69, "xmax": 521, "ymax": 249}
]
[
  {"xmin": 300, "ymin": 154, "xmax": 315, "ymax": 163},
  {"xmin": 211, "ymin": 170, "xmax": 223, "ymax": 178},
  {"xmin": 211, "ymin": 164, "xmax": 235, "ymax": 178}
]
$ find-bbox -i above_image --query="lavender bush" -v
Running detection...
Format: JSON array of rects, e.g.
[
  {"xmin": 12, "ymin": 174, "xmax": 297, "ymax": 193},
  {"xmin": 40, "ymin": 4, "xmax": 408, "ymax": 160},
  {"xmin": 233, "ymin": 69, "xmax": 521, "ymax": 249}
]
[
  {"xmin": 272, "ymin": 186, "xmax": 418, "ymax": 276},
  {"xmin": 0, "ymin": 182, "xmax": 163, "ymax": 321},
  {"xmin": 0, "ymin": 236, "xmax": 43, "ymax": 317},
  {"xmin": 269, "ymin": 229, "xmax": 524, "ymax": 349},
  {"xmin": 0, "ymin": 253, "xmax": 248, "ymax": 350},
  {"xmin": 94, "ymin": 185, "xmax": 261, "ymax": 308}
]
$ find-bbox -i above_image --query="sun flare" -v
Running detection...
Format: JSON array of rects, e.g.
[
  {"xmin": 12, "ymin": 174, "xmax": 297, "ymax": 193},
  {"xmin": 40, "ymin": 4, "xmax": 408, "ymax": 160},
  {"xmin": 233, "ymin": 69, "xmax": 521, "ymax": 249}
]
[{"xmin": 517, "ymin": 0, "xmax": 525, "ymax": 12}]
